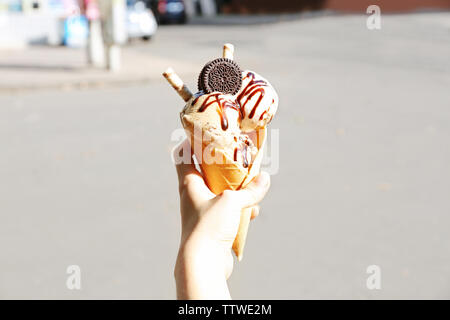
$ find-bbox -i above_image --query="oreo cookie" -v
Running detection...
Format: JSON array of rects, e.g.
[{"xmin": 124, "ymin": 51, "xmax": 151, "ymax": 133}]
[{"xmin": 198, "ymin": 58, "xmax": 242, "ymax": 95}]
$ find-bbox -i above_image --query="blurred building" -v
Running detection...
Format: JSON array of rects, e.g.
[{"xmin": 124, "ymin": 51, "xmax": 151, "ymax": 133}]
[
  {"xmin": 220, "ymin": 0, "xmax": 450, "ymax": 14},
  {"xmin": 0, "ymin": 0, "xmax": 81, "ymax": 48}
]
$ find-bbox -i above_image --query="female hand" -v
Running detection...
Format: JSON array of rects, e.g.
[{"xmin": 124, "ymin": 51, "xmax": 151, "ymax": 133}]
[{"xmin": 173, "ymin": 139, "xmax": 271, "ymax": 299}]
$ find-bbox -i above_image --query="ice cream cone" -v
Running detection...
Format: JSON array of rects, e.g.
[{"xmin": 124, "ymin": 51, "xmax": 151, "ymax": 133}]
[{"xmin": 163, "ymin": 47, "xmax": 277, "ymax": 261}]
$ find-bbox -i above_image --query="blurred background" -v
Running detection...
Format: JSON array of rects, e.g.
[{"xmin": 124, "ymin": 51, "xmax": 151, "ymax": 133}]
[{"xmin": 1, "ymin": 0, "xmax": 449, "ymax": 299}]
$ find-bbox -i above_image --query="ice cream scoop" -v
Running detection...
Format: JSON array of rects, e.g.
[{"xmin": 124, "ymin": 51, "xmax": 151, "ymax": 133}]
[
  {"xmin": 237, "ymin": 70, "xmax": 278, "ymax": 132},
  {"xmin": 181, "ymin": 92, "xmax": 259, "ymax": 170}
]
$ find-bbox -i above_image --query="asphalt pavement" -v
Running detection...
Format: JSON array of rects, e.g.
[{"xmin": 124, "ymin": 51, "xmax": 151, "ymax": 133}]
[{"xmin": 0, "ymin": 12, "xmax": 449, "ymax": 299}]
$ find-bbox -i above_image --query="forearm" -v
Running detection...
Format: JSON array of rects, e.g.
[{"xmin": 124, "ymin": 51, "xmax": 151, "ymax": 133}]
[{"xmin": 175, "ymin": 241, "xmax": 231, "ymax": 300}]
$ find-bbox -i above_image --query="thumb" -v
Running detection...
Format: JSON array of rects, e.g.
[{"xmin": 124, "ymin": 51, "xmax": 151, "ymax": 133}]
[{"xmin": 234, "ymin": 172, "xmax": 271, "ymax": 209}]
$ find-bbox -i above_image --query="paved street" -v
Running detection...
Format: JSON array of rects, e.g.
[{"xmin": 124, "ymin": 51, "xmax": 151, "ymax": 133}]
[{"xmin": 1, "ymin": 12, "xmax": 450, "ymax": 299}]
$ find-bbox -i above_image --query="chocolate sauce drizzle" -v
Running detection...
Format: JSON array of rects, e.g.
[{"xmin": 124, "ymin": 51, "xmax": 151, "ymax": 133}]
[
  {"xmin": 233, "ymin": 145, "xmax": 249, "ymax": 168},
  {"xmin": 193, "ymin": 93, "xmax": 240, "ymax": 131},
  {"xmin": 237, "ymin": 72, "xmax": 267, "ymax": 120}
]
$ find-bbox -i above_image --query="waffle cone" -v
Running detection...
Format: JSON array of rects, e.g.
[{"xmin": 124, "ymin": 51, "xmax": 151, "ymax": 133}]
[{"xmin": 186, "ymin": 126, "xmax": 266, "ymax": 261}]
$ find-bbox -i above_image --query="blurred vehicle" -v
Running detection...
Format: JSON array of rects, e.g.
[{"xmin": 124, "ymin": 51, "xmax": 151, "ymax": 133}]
[
  {"xmin": 155, "ymin": 0, "xmax": 187, "ymax": 24},
  {"xmin": 127, "ymin": 0, "xmax": 158, "ymax": 41}
]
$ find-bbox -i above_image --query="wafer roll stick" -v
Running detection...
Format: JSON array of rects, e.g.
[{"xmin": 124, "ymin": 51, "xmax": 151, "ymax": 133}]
[
  {"xmin": 233, "ymin": 207, "xmax": 252, "ymax": 261},
  {"xmin": 232, "ymin": 127, "xmax": 266, "ymax": 261},
  {"xmin": 223, "ymin": 43, "xmax": 234, "ymax": 60},
  {"xmin": 162, "ymin": 68, "xmax": 193, "ymax": 102}
]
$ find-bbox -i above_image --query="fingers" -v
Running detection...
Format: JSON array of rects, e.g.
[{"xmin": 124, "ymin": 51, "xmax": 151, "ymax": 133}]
[
  {"xmin": 173, "ymin": 140, "xmax": 271, "ymax": 208},
  {"xmin": 233, "ymin": 172, "xmax": 271, "ymax": 209},
  {"xmin": 173, "ymin": 139, "xmax": 198, "ymax": 184},
  {"xmin": 172, "ymin": 138, "xmax": 214, "ymax": 199}
]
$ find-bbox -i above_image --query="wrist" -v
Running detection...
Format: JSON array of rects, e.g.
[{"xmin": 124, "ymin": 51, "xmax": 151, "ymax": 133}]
[
  {"xmin": 175, "ymin": 238, "xmax": 226, "ymax": 277},
  {"xmin": 174, "ymin": 239, "xmax": 231, "ymax": 299}
]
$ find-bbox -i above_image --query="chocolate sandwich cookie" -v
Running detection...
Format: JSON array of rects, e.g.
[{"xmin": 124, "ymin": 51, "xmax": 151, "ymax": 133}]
[{"xmin": 198, "ymin": 58, "xmax": 242, "ymax": 95}]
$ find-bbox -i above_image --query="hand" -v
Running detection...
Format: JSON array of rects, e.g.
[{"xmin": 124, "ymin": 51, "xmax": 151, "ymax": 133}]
[{"xmin": 173, "ymin": 139, "xmax": 271, "ymax": 299}]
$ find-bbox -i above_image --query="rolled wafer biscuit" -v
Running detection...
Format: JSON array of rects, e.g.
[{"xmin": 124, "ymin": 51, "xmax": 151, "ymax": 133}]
[
  {"xmin": 223, "ymin": 43, "xmax": 234, "ymax": 60},
  {"xmin": 162, "ymin": 68, "xmax": 193, "ymax": 102}
]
